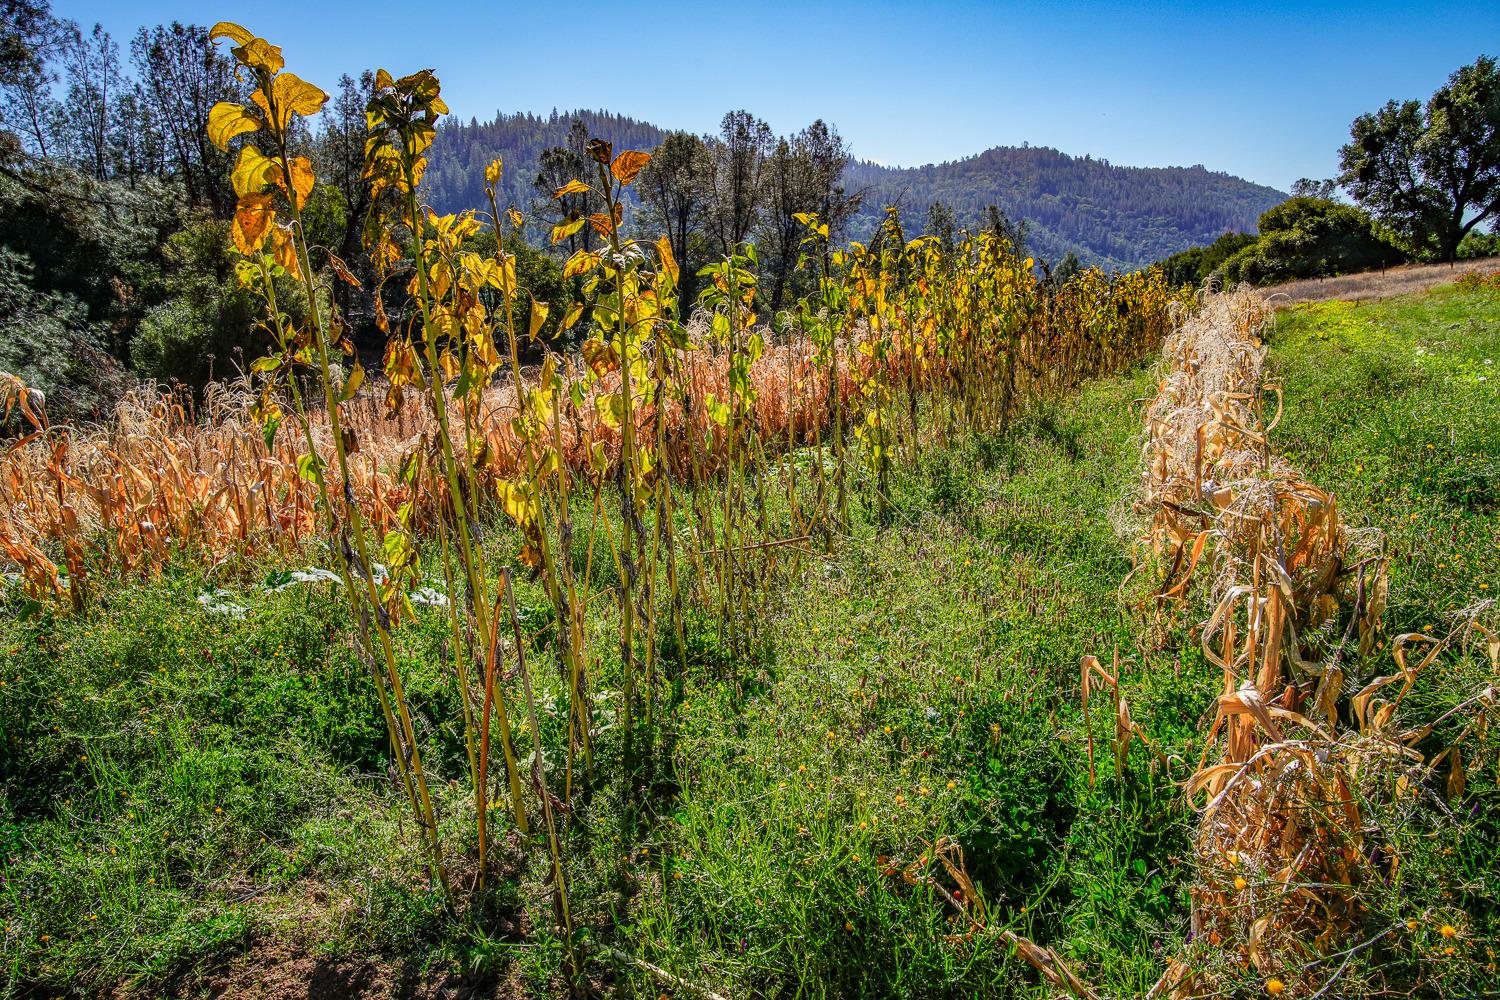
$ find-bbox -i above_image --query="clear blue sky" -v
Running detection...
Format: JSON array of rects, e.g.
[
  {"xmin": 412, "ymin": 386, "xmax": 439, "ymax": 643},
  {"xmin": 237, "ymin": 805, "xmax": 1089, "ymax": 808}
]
[{"xmin": 54, "ymin": 0, "xmax": 1500, "ymax": 192}]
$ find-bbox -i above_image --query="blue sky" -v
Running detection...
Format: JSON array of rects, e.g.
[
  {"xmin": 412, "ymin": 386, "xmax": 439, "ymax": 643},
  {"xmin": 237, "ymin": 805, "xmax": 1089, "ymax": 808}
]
[{"xmin": 54, "ymin": 0, "xmax": 1500, "ymax": 192}]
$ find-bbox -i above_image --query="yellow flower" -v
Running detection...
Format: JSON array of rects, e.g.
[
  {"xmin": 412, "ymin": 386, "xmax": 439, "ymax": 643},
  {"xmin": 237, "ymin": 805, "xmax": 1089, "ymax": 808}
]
[
  {"xmin": 946, "ymin": 781, "xmax": 956, "ymax": 790},
  {"xmin": 1407, "ymin": 919, "xmax": 1418, "ymax": 931},
  {"xmin": 1441, "ymin": 924, "xmax": 1458, "ymax": 939},
  {"xmin": 1265, "ymin": 979, "xmax": 1284, "ymax": 996},
  {"xmin": 1234, "ymin": 876, "xmax": 1247, "ymax": 891},
  {"xmin": 844, "ymin": 920, "xmax": 854, "ymax": 932}
]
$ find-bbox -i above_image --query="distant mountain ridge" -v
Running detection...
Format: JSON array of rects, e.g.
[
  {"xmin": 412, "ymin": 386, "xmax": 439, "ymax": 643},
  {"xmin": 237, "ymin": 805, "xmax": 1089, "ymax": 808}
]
[
  {"xmin": 843, "ymin": 148, "xmax": 1287, "ymax": 270},
  {"xmin": 422, "ymin": 109, "xmax": 1287, "ymax": 270}
]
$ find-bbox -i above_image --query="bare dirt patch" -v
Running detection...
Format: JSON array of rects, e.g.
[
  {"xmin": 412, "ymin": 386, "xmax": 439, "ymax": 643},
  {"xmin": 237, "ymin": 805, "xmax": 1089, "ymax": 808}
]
[{"xmin": 121, "ymin": 936, "xmax": 531, "ymax": 1000}]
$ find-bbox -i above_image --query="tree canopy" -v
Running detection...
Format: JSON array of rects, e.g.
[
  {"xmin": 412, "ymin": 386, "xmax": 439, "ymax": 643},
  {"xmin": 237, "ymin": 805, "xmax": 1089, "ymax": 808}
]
[{"xmin": 1339, "ymin": 55, "xmax": 1500, "ymax": 261}]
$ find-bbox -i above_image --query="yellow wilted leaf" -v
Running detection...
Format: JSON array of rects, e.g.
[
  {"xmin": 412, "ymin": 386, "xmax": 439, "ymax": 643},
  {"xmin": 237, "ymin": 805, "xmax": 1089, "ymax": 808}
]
[
  {"xmin": 563, "ymin": 250, "xmax": 600, "ymax": 280},
  {"xmin": 269, "ymin": 225, "xmax": 299, "ymax": 276},
  {"xmin": 233, "ymin": 193, "xmax": 276, "ymax": 254},
  {"xmin": 551, "ymin": 217, "xmax": 585, "ymax": 244},
  {"xmin": 206, "ymin": 102, "xmax": 259, "ymax": 151},
  {"xmin": 208, "ymin": 21, "xmax": 254, "ymax": 46},
  {"xmin": 610, "ymin": 150, "xmax": 651, "ymax": 185},
  {"xmin": 232, "ymin": 37, "xmax": 284, "ymax": 75},
  {"xmin": 252, "ymin": 73, "xmax": 327, "ymax": 132},
  {"xmin": 286, "ymin": 156, "xmax": 315, "ymax": 209},
  {"xmin": 230, "ymin": 145, "xmax": 275, "ymax": 197},
  {"xmin": 553, "ymin": 179, "xmax": 590, "ymax": 199},
  {"xmin": 586, "ymin": 212, "xmax": 613, "ymax": 237},
  {"xmin": 559, "ymin": 301, "xmax": 585, "ymax": 332},
  {"xmin": 340, "ymin": 362, "xmax": 365, "ymax": 401},
  {"xmin": 496, "ymin": 479, "xmax": 537, "ymax": 527},
  {"xmin": 528, "ymin": 298, "xmax": 549, "ymax": 342},
  {"xmin": 506, "ymin": 207, "xmax": 523, "ymax": 229},
  {"xmin": 328, "ymin": 253, "xmax": 361, "ymax": 287},
  {"xmin": 581, "ymin": 338, "xmax": 619, "ymax": 376},
  {"xmin": 656, "ymin": 235, "xmax": 678, "ymax": 287},
  {"xmin": 595, "ymin": 391, "xmax": 624, "ymax": 429}
]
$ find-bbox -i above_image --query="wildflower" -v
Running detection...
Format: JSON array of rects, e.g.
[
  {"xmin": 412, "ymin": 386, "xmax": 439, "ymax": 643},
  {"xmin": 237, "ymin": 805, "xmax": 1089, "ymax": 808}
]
[
  {"xmin": 1234, "ymin": 876, "xmax": 1247, "ymax": 891},
  {"xmin": 883, "ymin": 726, "xmax": 892, "ymax": 734},
  {"xmin": 1407, "ymin": 920, "xmax": 1418, "ymax": 931},
  {"xmin": 1441, "ymin": 924, "xmax": 1458, "ymax": 939},
  {"xmin": 945, "ymin": 781, "xmax": 956, "ymax": 790},
  {"xmin": 844, "ymin": 920, "xmax": 854, "ymax": 932},
  {"xmin": 1265, "ymin": 979, "xmax": 1284, "ymax": 996}
]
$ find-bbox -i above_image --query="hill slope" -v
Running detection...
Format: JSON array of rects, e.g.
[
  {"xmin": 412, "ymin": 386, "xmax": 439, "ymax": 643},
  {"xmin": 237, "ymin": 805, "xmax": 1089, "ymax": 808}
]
[
  {"xmin": 423, "ymin": 109, "xmax": 1285, "ymax": 269},
  {"xmin": 844, "ymin": 147, "xmax": 1286, "ymax": 270}
]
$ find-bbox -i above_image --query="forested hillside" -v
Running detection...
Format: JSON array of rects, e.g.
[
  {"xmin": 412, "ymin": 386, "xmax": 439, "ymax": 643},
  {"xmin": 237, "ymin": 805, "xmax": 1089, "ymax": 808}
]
[
  {"xmin": 423, "ymin": 109, "xmax": 667, "ymax": 223},
  {"xmin": 424, "ymin": 110, "xmax": 1286, "ymax": 269},
  {"xmin": 843, "ymin": 146, "xmax": 1286, "ymax": 270}
]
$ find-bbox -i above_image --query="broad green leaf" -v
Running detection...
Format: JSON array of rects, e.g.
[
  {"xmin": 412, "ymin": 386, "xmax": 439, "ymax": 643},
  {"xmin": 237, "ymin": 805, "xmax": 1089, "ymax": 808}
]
[{"xmin": 295, "ymin": 452, "xmax": 323, "ymax": 483}]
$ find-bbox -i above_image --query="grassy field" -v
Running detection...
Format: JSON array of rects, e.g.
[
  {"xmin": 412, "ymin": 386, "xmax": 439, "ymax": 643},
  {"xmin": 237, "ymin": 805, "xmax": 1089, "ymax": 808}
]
[{"xmin": 4, "ymin": 280, "xmax": 1500, "ymax": 997}]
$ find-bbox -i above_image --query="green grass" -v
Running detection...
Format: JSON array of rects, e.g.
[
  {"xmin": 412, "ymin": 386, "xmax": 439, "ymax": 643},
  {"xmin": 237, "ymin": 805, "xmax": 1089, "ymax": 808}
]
[
  {"xmin": 4, "ymin": 282, "xmax": 1500, "ymax": 997},
  {"xmin": 1264, "ymin": 284, "xmax": 1500, "ymax": 993}
]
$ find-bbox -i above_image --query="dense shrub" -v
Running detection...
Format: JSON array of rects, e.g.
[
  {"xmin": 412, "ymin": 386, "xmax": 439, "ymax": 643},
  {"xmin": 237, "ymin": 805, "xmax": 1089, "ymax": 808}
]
[
  {"xmin": 131, "ymin": 220, "xmax": 281, "ymax": 387},
  {"xmin": 1156, "ymin": 231, "xmax": 1257, "ymax": 287},
  {"xmin": 0, "ymin": 247, "xmax": 129, "ymax": 423},
  {"xmin": 1217, "ymin": 197, "xmax": 1405, "ymax": 285}
]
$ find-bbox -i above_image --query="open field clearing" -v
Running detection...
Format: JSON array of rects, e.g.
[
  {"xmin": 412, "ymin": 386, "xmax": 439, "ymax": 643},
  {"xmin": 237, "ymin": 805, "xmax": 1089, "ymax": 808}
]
[
  {"xmin": 4, "ymin": 279, "xmax": 1498, "ymax": 998},
  {"xmin": 1259, "ymin": 257, "xmax": 1500, "ymax": 306},
  {"xmin": 3, "ymin": 20, "xmax": 1499, "ymax": 1000}
]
